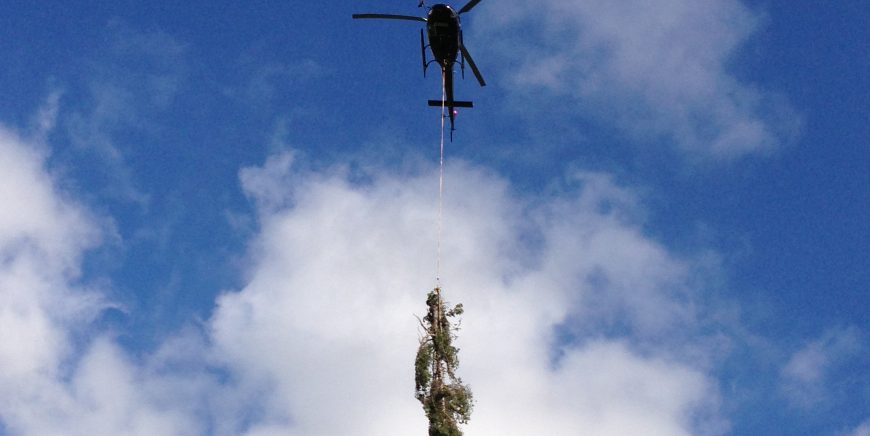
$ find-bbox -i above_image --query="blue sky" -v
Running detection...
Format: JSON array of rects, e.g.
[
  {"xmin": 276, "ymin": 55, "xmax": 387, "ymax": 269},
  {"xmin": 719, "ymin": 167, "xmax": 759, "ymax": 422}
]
[{"xmin": 0, "ymin": 1, "xmax": 867, "ymax": 435}]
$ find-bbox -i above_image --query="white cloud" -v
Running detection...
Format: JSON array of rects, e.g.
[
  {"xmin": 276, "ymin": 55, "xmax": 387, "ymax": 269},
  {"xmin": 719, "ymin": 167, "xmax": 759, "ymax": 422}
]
[
  {"xmin": 0, "ymin": 138, "xmax": 728, "ymax": 434},
  {"xmin": 781, "ymin": 326, "xmax": 864, "ymax": 408},
  {"xmin": 33, "ymin": 338, "xmax": 207, "ymax": 436},
  {"xmin": 0, "ymin": 129, "xmax": 98, "ymax": 272},
  {"xmin": 0, "ymin": 129, "xmax": 105, "ymax": 386},
  {"xmin": 849, "ymin": 420, "xmax": 870, "ymax": 436},
  {"xmin": 0, "ymin": 127, "xmax": 201, "ymax": 435},
  {"xmin": 211, "ymin": 152, "xmax": 725, "ymax": 435},
  {"xmin": 239, "ymin": 151, "xmax": 299, "ymax": 216},
  {"xmin": 470, "ymin": 0, "xmax": 799, "ymax": 159}
]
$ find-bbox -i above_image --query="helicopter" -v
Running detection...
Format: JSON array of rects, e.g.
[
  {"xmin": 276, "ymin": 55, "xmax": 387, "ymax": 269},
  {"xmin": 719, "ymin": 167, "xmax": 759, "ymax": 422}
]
[{"xmin": 353, "ymin": 0, "xmax": 486, "ymax": 138}]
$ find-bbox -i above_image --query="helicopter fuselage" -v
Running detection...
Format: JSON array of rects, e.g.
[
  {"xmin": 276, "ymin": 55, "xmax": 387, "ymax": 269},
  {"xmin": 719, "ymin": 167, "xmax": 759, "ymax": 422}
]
[
  {"xmin": 425, "ymin": 4, "xmax": 467, "ymax": 133},
  {"xmin": 426, "ymin": 4, "xmax": 461, "ymax": 69}
]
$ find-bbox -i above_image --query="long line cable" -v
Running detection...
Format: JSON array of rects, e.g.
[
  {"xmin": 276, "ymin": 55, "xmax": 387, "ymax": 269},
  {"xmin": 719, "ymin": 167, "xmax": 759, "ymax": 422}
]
[{"xmin": 436, "ymin": 67, "xmax": 447, "ymax": 287}]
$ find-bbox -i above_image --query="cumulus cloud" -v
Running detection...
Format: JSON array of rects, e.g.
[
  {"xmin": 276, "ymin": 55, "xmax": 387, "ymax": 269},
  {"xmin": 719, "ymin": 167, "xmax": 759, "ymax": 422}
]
[
  {"xmin": 211, "ymin": 151, "xmax": 726, "ymax": 435},
  {"xmin": 0, "ymin": 128, "xmax": 104, "ymax": 385},
  {"xmin": 850, "ymin": 421, "xmax": 870, "ymax": 436},
  {"xmin": 0, "ymin": 137, "xmax": 728, "ymax": 434},
  {"xmin": 780, "ymin": 326, "xmax": 864, "ymax": 409},
  {"xmin": 0, "ymin": 127, "xmax": 208, "ymax": 435},
  {"xmin": 470, "ymin": 0, "xmax": 799, "ymax": 159}
]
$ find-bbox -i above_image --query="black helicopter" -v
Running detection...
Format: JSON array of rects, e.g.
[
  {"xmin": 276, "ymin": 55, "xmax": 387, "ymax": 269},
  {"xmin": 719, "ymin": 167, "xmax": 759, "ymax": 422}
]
[{"xmin": 353, "ymin": 0, "xmax": 486, "ymax": 137}]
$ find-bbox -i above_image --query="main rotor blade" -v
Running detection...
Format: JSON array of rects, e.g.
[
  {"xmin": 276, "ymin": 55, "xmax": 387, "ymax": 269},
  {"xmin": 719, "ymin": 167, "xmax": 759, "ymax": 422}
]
[
  {"xmin": 352, "ymin": 13, "xmax": 426, "ymax": 22},
  {"xmin": 460, "ymin": 44, "xmax": 486, "ymax": 87},
  {"xmin": 458, "ymin": 0, "xmax": 483, "ymax": 14}
]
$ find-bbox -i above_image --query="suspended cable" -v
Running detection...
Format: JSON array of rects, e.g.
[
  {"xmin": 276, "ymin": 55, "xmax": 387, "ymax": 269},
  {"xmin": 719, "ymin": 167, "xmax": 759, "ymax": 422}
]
[{"xmin": 436, "ymin": 67, "xmax": 447, "ymax": 287}]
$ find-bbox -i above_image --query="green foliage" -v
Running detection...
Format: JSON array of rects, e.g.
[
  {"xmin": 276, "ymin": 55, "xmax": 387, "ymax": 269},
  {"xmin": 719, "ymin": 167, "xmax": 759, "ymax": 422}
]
[{"xmin": 415, "ymin": 287, "xmax": 473, "ymax": 436}]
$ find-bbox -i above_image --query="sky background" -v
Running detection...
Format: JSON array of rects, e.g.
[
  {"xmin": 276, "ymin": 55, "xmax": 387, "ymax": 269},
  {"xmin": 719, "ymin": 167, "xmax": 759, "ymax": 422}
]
[{"xmin": 0, "ymin": 0, "xmax": 867, "ymax": 435}]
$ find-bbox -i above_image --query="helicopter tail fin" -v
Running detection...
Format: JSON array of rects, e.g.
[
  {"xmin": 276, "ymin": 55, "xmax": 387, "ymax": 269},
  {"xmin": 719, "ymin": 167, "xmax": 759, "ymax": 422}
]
[{"xmin": 428, "ymin": 100, "xmax": 473, "ymax": 108}]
